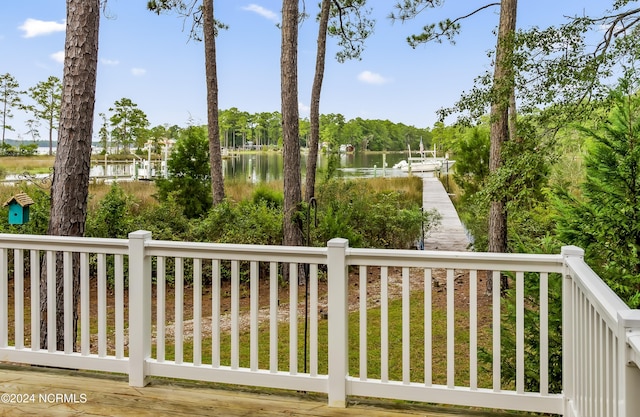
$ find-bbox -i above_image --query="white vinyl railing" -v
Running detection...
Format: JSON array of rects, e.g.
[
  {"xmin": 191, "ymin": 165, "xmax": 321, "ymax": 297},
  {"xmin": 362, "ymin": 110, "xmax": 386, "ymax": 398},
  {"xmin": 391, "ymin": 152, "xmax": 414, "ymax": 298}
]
[
  {"xmin": 562, "ymin": 247, "xmax": 640, "ymax": 417},
  {"xmin": 1, "ymin": 231, "xmax": 640, "ymax": 416}
]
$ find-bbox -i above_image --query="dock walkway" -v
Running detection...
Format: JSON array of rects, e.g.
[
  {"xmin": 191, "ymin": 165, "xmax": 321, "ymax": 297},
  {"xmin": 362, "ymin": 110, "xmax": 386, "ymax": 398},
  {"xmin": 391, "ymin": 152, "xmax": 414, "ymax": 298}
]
[{"xmin": 422, "ymin": 176, "xmax": 470, "ymax": 251}]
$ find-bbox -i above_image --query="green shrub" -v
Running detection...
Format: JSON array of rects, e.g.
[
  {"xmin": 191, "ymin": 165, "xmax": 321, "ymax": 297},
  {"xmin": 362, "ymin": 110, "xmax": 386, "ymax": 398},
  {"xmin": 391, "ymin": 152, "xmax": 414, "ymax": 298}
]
[
  {"xmin": 194, "ymin": 199, "xmax": 283, "ymax": 245},
  {"xmin": 313, "ymin": 179, "xmax": 435, "ymax": 249},
  {"xmin": 155, "ymin": 125, "xmax": 212, "ymax": 218},
  {"xmin": 132, "ymin": 196, "xmax": 192, "ymax": 241},
  {"xmin": 252, "ymin": 185, "xmax": 283, "ymax": 209},
  {"xmin": 85, "ymin": 182, "xmax": 136, "ymax": 238}
]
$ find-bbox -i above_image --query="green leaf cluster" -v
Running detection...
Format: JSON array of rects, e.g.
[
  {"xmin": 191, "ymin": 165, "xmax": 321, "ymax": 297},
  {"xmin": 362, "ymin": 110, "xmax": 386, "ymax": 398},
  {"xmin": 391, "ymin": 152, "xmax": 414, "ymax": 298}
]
[
  {"xmin": 155, "ymin": 125, "xmax": 212, "ymax": 218},
  {"xmin": 313, "ymin": 178, "xmax": 437, "ymax": 249},
  {"xmin": 556, "ymin": 86, "xmax": 640, "ymax": 307}
]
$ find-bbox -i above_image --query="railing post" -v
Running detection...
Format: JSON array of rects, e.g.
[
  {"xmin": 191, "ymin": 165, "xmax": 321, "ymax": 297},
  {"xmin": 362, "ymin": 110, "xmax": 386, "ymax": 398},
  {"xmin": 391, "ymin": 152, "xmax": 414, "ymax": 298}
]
[
  {"xmin": 327, "ymin": 238, "xmax": 349, "ymax": 408},
  {"xmin": 561, "ymin": 245, "xmax": 583, "ymax": 415},
  {"xmin": 128, "ymin": 230, "xmax": 152, "ymax": 387},
  {"xmin": 617, "ymin": 310, "xmax": 640, "ymax": 417}
]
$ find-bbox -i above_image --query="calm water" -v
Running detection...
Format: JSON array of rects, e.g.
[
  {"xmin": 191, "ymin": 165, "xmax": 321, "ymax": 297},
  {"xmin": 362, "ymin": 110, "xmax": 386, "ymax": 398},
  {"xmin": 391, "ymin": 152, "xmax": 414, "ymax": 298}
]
[
  {"xmin": 3, "ymin": 151, "xmax": 442, "ymax": 184},
  {"xmin": 86, "ymin": 152, "xmax": 417, "ymax": 183},
  {"xmin": 221, "ymin": 152, "xmax": 415, "ymax": 183}
]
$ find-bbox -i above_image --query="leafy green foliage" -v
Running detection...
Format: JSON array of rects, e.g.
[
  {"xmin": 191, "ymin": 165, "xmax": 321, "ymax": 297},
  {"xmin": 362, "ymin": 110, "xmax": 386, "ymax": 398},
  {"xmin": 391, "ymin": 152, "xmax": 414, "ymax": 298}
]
[
  {"xmin": 453, "ymin": 118, "xmax": 556, "ymax": 252},
  {"xmin": 85, "ymin": 183, "xmax": 136, "ymax": 238},
  {"xmin": 108, "ymin": 97, "xmax": 150, "ymax": 152},
  {"xmin": 193, "ymin": 199, "xmax": 284, "ymax": 245},
  {"xmin": 155, "ymin": 125, "xmax": 212, "ymax": 218},
  {"xmin": 133, "ymin": 195, "xmax": 192, "ymax": 241},
  {"xmin": 252, "ymin": 185, "xmax": 283, "ymax": 209},
  {"xmin": 314, "ymin": 178, "xmax": 436, "ymax": 248},
  {"xmin": 327, "ymin": 0, "xmax": 375, "ymax": 63},
  {"xmin": 452, "ymin": 125, "xmax": 490, "ymax": 201},
  {"xmin": 556, "ymin": 87, "xmax": 640, "ymax": 307}
]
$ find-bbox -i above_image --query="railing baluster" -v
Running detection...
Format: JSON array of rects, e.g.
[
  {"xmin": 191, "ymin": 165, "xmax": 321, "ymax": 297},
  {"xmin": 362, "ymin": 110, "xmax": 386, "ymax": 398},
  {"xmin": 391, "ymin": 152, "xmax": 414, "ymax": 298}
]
[
  {"xmin": 249, "ymin": 261, "xmax": 258, "ymax": 372},
  {"xmin": 193, "ymin": 258, "xmax": 202, "ymax": 366},
  {"xmin": 14, "ymin": 249, "xmax": 24, "ymax": 350},
  {"xmin": 269, "ymin": 261, "xmax": 278, "ymax": 372},
  {"xmin": 175, "ymin": 257, "xmax": 184, "ymax": 365},
  {"xmin": 587, "ymin": 302, "xmax": 598, "ymax": 415},
  {"xmin": 212, "ymin": 259, "xmax": 221, "ymax": 368},
  {"xmin": 540, "ymin": 272, "xmax": 549, "ymax": 395},
  {"xmin": 580, "ymin": 290, "xmax": 586, "ymax": 412},
  {"xmin": 606, "ymin": 326, "xmax": 613, "ymax": 416},
  {"xmin": 492, "ymin": 270, "xmax": 500, "ymax": 391},
  {"xmin": 359, "ymin": 265, "xmax": 367, "ymax": 381},
  {"xmin": 30, "ymin": 250, "xmax": 40, "ymax": 351},
  {"xmin": 380, "ymin": 266, "xmax": 389, "ymax": 383},
  {"xmin": 0, "ymin": 249, "xmax": 7, "ymax": 348},
  {"xmin": 446, "ymin": 268, "xmax": 455, "ymax": 388},
  {"xmin": 63, "ymin": 251, "xmax": 73, "ymax": 354},
  {"xmin": 597, "ymin": 314, "xmax": 604, "ymax": 417},
  {"xmin": 516, "ymin": 271, "xmax": 524, "ymax": 394},
  {"xmin": 156, "ymin": 256, "xmax": 166, "ymax": 362},
  {"xmin": 46, "ymin": 250, "xmax": 55, "ymax": 352},
  {"xmin": 289, "ymin": 263, "xmax": 298, "ymax": 375},
  {"xmin": 402, "ymin": 267, "xmax": 410, "ymax": 384},
  {"xmin": 80, "ymin": 252, "xmax": 89, "ymax": 355},
  {"xmin": 230, "ymin": 260, "xmax": 239, "ymax": 369},
  {"xmin": 424, "ymin": 268, "xmax": 432, "ymax": 387},
  {"xmin": 98, "ymin": 253, "xmax": 107, "ymax": 357},
  {"xmin": 115, "ymin": 254, "xmax": 124, "ymax": 359},
  {"xmin": 469, "ymin": 269, "xmax": 477, "ymax": 390},
  {"xmin": 592, "ymin": 308, "xmax": 598, "ymax": 415},
  {"xmin": 612, "ymin": 329, "xmax": 618, "ymax": 417},
  {"xmin": 309, "ymin": 264, "xmax": 318, "ymax": 377}
]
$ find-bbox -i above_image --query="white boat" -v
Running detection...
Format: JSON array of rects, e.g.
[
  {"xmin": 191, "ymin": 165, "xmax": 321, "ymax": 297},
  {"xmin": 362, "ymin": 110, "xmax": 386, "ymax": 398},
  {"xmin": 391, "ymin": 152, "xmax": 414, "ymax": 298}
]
[{"xmin": 393, "ymin": 140, "xmax": 454, "ymax": 173}]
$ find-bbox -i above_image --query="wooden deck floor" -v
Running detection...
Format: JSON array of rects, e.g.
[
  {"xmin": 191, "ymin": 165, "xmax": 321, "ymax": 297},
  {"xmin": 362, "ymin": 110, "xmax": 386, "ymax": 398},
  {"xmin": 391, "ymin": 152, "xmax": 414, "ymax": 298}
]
[
  {"xmin": 0, "ymin": 364, "xmax": 528, "ymax": 416},
  {"xmin": 422, "ymin": 176, "xmax": 470, "ymax": 251}
]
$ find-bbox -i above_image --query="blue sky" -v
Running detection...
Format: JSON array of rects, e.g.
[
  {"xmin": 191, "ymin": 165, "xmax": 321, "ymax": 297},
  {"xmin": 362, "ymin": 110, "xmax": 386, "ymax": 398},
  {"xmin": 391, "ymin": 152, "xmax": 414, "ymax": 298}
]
[{"xmin": 0, "ymin": 0, "xmax": 612, "ymax": 141}]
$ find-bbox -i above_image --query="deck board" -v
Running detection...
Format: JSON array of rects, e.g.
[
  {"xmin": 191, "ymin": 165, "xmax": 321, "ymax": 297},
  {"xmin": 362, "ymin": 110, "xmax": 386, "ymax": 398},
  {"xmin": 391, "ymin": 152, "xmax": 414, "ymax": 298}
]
[
  {"xmin": 0, "ymin": 364, "xmax": 525, "ymax": 416},
  {"xmin": 422, "ymin": 176, "xmax": 470, "ymax": 251}
]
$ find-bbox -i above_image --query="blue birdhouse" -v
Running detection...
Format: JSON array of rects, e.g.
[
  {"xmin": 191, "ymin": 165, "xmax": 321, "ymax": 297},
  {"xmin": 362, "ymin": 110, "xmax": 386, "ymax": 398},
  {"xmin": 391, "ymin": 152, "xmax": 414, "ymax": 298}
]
[{"xmin": 3, "ymin": 193, "xmax": 35, "ymax": 225}]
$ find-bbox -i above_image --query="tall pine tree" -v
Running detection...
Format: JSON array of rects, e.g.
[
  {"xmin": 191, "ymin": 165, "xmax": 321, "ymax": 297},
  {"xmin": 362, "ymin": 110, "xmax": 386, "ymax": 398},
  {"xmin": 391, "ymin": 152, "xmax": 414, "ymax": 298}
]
[{"xmin": 556, "ymin": 83, "xmax": 640, "ymax": 307}]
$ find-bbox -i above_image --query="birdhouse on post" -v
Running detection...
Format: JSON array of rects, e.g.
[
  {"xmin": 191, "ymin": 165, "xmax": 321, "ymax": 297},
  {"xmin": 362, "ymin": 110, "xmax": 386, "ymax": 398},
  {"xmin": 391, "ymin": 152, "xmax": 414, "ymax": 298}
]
[{"xmin": 3, "ymin": 193, "xmax": 35, "ymax": 225}]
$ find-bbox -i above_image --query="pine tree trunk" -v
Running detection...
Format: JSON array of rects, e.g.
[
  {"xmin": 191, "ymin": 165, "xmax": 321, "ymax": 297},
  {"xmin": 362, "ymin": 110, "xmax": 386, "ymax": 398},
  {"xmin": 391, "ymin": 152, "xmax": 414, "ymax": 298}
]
[
  {"xmin": 203, "ymin": 0, "xmax": 225, "ymax": 204},
  {"xmin": 305, "ymin": 0, "xmax": 331, "ymax": 203},
  {"xmin": 281, "ymin": 0, "xmax": 303, "ymax": 252},
  {"xmin": 488, "ymin": 0, "xmax": 517, "ymax": 255},
  {"xmin": 39, "ymin": 0, "xmax": 100, "ymax": 350}
]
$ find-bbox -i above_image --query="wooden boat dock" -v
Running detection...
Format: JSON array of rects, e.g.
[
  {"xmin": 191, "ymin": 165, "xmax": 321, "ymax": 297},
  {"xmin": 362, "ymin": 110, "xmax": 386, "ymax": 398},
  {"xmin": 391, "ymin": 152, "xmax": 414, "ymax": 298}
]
[{"xmin": 422, "ymin": 176, "xmax": 470, "ymax": 251}]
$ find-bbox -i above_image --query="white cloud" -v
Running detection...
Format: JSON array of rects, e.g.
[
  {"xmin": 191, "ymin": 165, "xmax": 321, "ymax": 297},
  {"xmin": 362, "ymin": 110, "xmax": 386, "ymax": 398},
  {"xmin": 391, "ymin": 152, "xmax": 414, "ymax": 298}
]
[
  {"xmin": 131, "ymin": 68, "xmax": 147, "ymax": 76},
  {"xmin": 357, "ymin": 70, "xmax": 391, "ymax": 85},
  {"xmin": 298, "ymin": 102, "xmax": 310, "ymax": 115},
  {"xmin": 101, "ymin": 58, "xmax": 120, "ymax": 66},
  {"xmin": 242, "ymin": 4, "xmax": 279, "ymax": 23},
  {"xmin": 19, "ymin": 18, "xmax": 65, "ymax": 38},
  {"xmin": 50, "ymin": 51, "xmax": 65, "ymax": 63}
]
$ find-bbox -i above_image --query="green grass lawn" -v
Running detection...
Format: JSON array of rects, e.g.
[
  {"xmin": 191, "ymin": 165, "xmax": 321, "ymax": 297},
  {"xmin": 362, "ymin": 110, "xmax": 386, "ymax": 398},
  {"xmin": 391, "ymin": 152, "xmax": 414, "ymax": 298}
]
[{"xmin": 151, "ymin": 290, "xmax": 494, "ymax": 389}]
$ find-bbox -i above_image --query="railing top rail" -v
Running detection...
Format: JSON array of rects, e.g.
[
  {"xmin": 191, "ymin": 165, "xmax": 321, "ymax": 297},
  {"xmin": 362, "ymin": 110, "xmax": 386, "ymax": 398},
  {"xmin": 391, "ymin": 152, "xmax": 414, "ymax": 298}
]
[
  {"xmin": 565, "ymin": 256, "xmax": 629, "ymax": 326},
  {"xmin": 145, "ymin": 239, "xmax": 328, "ymax": 264},
  {"xmin": 0, "ymin": 233, "xmax": 129, "ymax": 255},
  {"xmin": 346, "ymin": 247, "xmax": 565, "ymax": 273}
]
